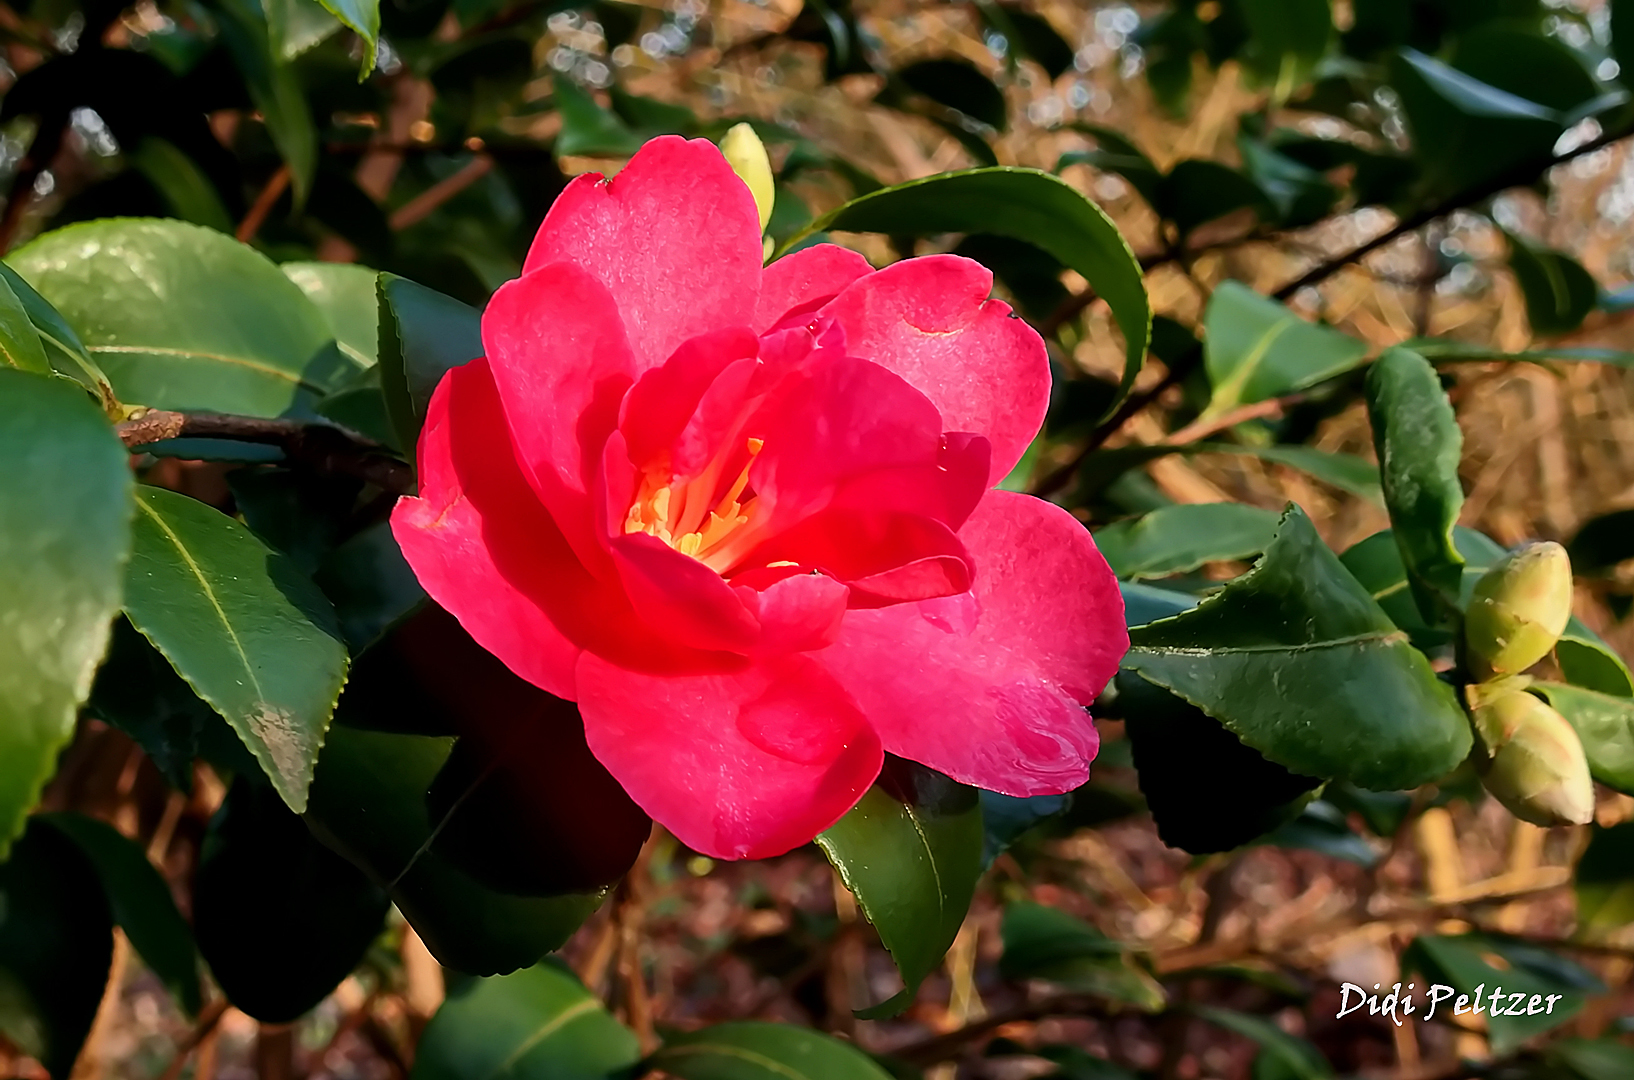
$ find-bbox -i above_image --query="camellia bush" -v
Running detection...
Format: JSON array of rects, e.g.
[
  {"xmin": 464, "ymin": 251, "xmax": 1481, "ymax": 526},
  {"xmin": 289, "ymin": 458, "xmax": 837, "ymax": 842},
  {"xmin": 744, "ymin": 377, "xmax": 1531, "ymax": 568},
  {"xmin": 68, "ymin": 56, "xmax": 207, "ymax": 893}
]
[{"xmin": 4, "ymin": 0, "xmax": 1634, "ymax": 1077}]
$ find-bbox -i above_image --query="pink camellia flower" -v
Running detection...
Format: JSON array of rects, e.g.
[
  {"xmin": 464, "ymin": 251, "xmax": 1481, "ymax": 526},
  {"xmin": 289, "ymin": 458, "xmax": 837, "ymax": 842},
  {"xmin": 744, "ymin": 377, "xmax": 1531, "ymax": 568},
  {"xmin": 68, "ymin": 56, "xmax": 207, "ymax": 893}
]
[{"xmin": 391, "ymin": 136, "xmax": 1128, "ymax": 860}]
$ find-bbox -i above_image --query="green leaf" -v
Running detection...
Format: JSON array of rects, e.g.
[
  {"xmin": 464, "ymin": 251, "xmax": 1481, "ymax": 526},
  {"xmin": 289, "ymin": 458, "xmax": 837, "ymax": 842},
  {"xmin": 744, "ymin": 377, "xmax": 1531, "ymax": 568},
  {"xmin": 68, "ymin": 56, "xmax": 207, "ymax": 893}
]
[
  {"xmin": 1450, "ymin": 24, "xmax": 1602, "ymax": 114},
  {"xmin": 1506, "ymin": 230, "xmax": 1600, "ymax": 337},
  {"xmin": 312, "ymin": 523, "xmax": 426, "ymax": 654},
  {"xmin": 282, "ymin": 262, "xmax": 380, "ymax": 367},
  {"xmin": 1158, "ymin": 160, "xmax": 1267, "ymax": 237},
  {"xmin": 1556, "ymin": 620, "xmax": 1634, "ymax": 697},
  {"xmin": 894, "ymin": 58, "xmax": 1007, "ymax": 131},
  {"xmin": 127, "ymin": 138, "xmax": 235, "ymax": 235},
  {"xmin": 1364, "ymin": 346, "xmax": 1465, "ymax": 622},
  {"xmin": 784, "ymin": 167, "xmax": 1149, "ymax": 424},
  {"xmin": 194, "ymin": 780, "xmax": 388, "ymax": 1022},
  {"xmin": 979, "ymin": 790, "xmax": 1070, "ymax": 867},
  {"xmin": 1546, "ymin": 1038, "xmax": 1634, "ymax": 1080},
  {"xmin": 0, "ymin": 262, "xmax": 116, "ymax": 411},
  {"xmin": 1055, "ymin": 125, "xmax": 1164, "ymax": 210},
  {"xmin": 378, "ymin": 273, "xmax": 483, "ymax": 451},
  {"xmin": 312, "ymin": 0, "xmax": 379, "ymax": 76},
  {"xmin": 1078, "ymin": 442, "xmax": 1383, "ymax": 505},
  {"xmin": 1401, "ymin": 338, "xmax": 1634, "ymax": 367},
  {"xmin": 647, "ymin": 1021, "xmax": 893, "ymax": 1080},
  {"xmin": 1237, "ymin": 0, "xmax": 1331, "ymax": 94},
  {"xmin": 1125, "ymin": 505, "xmax": 1472, "ymax": 790},
  {"xmin": 10, "ymin": 219, "xmax": 351, "ymax": 417},
  {"xmin": 263, "ymin": 0, "xmax": 342, "ymax": 60},
  {"xmin": 412, "ymin": 964, "xmax": 639, "ymax": 1080},
  {"xmin": 88, "ymin": 619, "xmax": 213, "ymax": 790},
  {"xmin": 553, "ymin": 73, "xmax": 645, "ymax": 158},
  {"xmin": 1120, "ymin": 672, "xmax": 1319, "ymax": 854},
  {"xmin": 1402, "ymin": 933, "xmax": 1602, "ymax": 1054},
  {"xmin": 816, "ymin": 758, "xmax": 983, "ymax": 1019},
  {"xmin": 37, "ymin": 813, "xmax": 201, "ymax": 1014},
  {"xmin": 0, "ymin": 269, "xmax": 49, "ymax": 374},
  {"xmin": 215, "ymin": 0, "xmax": 318, "ymax": 204},
  {"xmin": 1576, "ymin": 822, "xmax": 1634, "ymax": 938},
  {"xmin": 1094, "ymin": 503, "xmax": 1281, "ymax": 580},
  {"xmin": 1192, "ymin": 1006, "xmax": 1332, "ymax": 1080},
  {"xmin": 1120, "ymin": 581, "xmax": 1197, "ymax": 627},
  {"xmin": 1237, "ymin": 140, "xmax": 1336, "ymax": 228},
  {"xmin": 1390, "ymin": 49, "xmax": 1563, "ymax": 203},
  {"xmin": 1201, "ymin": 281, "xmax": 1368, "ymax": 419},
  {"xmin": 1532, "ymin": 682, "xmax": 1634, "ymax": 795},
  {"xmin": 979, "ymin": 3, "xmax": 1073, "ymax": 80},
  {"xmin": 998, "ymin": 902, "xmax": 1164, "ymax": 1011},
  {"xmin": 123, "ymin": 486, "xmax": 349, "ymax": 813},
  {"xmin": 1257, "ymin": 801, "xmax": 1379, "ymax": 866},
  {"xmin": 0, "ymin": 821, "xmax": 114, "ymax": 1080},
  {"xmin": 0, "ymin": 370, "xmax": 131, "ymax": 855}
]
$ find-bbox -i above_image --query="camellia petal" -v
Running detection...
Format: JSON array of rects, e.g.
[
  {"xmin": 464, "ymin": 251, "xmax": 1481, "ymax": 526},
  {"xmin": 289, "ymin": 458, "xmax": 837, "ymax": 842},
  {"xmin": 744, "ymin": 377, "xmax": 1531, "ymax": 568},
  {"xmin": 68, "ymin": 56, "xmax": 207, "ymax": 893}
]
[
  {"xmin": 577, "ymin": 652, "xmax": 883, "ymax": 859},
  {"xmin": 819, "ymin": 254, "xmax": 1049, "ymax": 485},
  {"xmin": 817, "ymin": 490, "xmax": 1126, "ymax": 796},
  {"xmin": 522, "ymin": 135, "xmax": 763, "ymax": 370},
  {"xmin": 755, "ymin": 243, "xmax": 875, "ymax": 332}
]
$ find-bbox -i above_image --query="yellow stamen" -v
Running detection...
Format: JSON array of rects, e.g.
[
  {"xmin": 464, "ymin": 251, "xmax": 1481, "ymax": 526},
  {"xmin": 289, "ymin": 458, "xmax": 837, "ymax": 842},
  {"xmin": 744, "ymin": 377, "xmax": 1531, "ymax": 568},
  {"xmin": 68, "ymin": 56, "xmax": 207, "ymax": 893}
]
[{"xmin": 623, "ymin": 437, "xmax": 765, "ymax": 565}]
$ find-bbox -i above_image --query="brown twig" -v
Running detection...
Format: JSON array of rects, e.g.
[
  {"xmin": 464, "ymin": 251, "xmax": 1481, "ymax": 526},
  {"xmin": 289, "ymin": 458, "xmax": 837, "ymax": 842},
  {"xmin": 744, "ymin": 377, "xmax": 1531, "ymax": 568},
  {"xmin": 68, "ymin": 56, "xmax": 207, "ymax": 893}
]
[
  {"xmin": 388, "ymin": 155, "xmax": 494, "ymax": 231},
  {"xmin": 236, "ymin": 165, "xmax": 292, "ymax": 244},
  {"xmin": 1160, "ymin": 391, "xmax": 1312, "ymax": 447},
  {"xmin": 157, "ymin": 1000, "xmax": 230, "ymax": 1080},
  {"xmin": 117, "ymin": 409, "xmax": 415, "ymax": 496}
]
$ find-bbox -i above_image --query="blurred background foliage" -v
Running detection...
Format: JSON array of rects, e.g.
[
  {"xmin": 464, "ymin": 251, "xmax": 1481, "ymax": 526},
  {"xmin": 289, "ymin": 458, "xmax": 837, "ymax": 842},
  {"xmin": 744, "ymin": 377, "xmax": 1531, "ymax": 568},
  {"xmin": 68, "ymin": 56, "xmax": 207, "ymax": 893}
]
[{"xmin": 7, "ymin": 0, "xmax": 1634, "ymax": 1078}]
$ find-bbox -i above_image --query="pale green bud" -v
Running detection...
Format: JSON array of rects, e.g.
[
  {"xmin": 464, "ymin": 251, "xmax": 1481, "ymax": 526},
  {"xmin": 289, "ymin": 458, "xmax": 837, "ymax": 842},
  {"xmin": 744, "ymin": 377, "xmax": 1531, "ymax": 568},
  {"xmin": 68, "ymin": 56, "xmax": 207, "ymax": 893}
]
[
  {"xmin": 719, "ymin": 123, "xmax": 775, "ymax": 233},
  {"xmin": 1465, "ymin": 541, "xmax": 1573, "ymax": 680},
  {"xmin": 1467, "ymin": 685, "xmax": 1595, "ymax": 826}
]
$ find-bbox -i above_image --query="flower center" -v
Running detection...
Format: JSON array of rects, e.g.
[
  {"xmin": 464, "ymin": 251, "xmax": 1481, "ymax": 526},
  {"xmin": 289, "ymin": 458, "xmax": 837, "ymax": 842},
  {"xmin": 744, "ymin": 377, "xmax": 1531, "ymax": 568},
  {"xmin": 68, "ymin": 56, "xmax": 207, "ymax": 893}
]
[{"xmin": 624, "ymin": 437, "xmax": 764, "ymax": 563}]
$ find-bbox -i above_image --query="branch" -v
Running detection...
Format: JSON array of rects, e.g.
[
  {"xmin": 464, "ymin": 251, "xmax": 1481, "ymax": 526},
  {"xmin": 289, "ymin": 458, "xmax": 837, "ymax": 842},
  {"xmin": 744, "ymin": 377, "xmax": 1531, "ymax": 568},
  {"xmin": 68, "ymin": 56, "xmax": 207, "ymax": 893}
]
[{"xmin": 118, "ymin": 410, "xmax": 415, "ymax": 496}]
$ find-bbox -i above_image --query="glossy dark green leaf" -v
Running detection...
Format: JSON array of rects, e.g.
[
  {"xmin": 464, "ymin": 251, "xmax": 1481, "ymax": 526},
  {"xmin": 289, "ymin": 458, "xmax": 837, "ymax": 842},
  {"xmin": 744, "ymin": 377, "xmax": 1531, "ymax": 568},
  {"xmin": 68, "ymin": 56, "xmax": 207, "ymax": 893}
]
[
  {"xmin": 1364, "ymin": 346, "xmax": 1465, "ymax": 622},
  {"xmin": 0, "ymin": 821, "xmax": 114, "ymax": 1080},
  {"xmin": 1257, "ymin": 801, "xmax": 1379, "ymax": 866},
  {"xmin": 10, "ymin": 219, "xmax": 351, "ymax": 416},
  {"xmin": 1120, "ymin": 672, "xmax": 1319, "ymax": 854},
  {"xmin": 306, "ymin": 724, "xmax": 606, "ymax": 975},
  {"xmin": 1238, "ymin": 140, "xmax": 1337, "ymax": 228},
  {"xmin": 1094, "ymin": 503, "xmax": 1281, "ymax": 580},
  {"xmin": 998, "ymin": 902, "xmax": 1164, "ymax": 1011},
  {"xmin": 979, "ymin": 3, "xmax": 1073, "ymax": 80},
  {"xmin": 1237, "ymin": 0, "xmax": 1331, "ymax": 90},
  {"xmin": 88, "ymin": 619, "xmax": 211, "ymax": 790},
  {"xmin": 980, "ymin": 790, "xmax": 1070, "ymax": 868},
  {"xmin": 951, "ymin": 234, "xmax": 1068, "ymax": 322},
  {"xmin": 228, "ymin": 466, "xmax": 361, "ymax": 575},
  {"xmin": 1450, "ymin": 25, "xmax": 1601, "ymax": 114},
  {"xmin": 1159, "ymin": 160, "xmax": 1267, "ymax": 237},
  {"xmin": 1390, "ymin": 49, "xmax": 1562, "ymax": 202},
  {"xmin": 553, "ymin": 73, "xmax": 645, "ymax": 158},
  {"xmin": 1506, "ymin": 230, "xmax": 1600, "ymax": 337},
  {"xmin": 127, "ymin": 138, "xmax": 234, "ymax": 235},
  {"xmin": 1202, "ymin": 281, "xmax": 1368, "ymax": 418},
  {"xmin": 377, "ymin": 273, "xmax": 483, "ymax": 451},
  {"xmin": 123, "ymin": 486, "xmax": 349, "ymax": 813},
  {"xmin": 1401, "ymin": 933, "xmax": 1602, "ymax": 1054},
  {"xmin": 785, "ymin": 167, "xmax": 1149, "ymax": 423},
  {"xmin": 1532, "ymin": 682, "xmax": 1634, "ymax": 795},
  {"xmin": 816, "ymin": 758, "xmax": 983, "ymax": 1019},
  {"xmin": 1546, "ymin": 1038, "xmax": 1634, "ymax": 1080},
  {"xmin": 0, "ymin": 262, "xmax": 116, "ymax": 410},
  {"xmin": 194, "ymin": 780, "xmax": 388, "ymax": 1022},
  {"xmin": 412, "ymin": 963, "xmax": 639, "ymax": 1080},
  {"xmin": 215, "ymin": 0, "xmax": 318, "ymax": 203},
  {"xmin": 1125, "ymin": 505, "xmax": 1471, "ymax": 790},
  {"xmin": 0, "ymin": 270, "xmax": 49, "ymax": 375},
  {"xmin": 648, "ymin": 1021, "xmax": 892, "ymax": 1080},
  {"xmin": 894, "ymin": 58, "xmax": 1007, "ymax": 131},
  {"xmin": 313, "ymin": 523, "xmax": 426, "ymax": 654},
  {"xmin": 1055, "ymin": 124, "xmax": 1164, "ymax": 210},
  {"xmin": 0, "ymin": 370, "xmax": 131, "ymax": 855},
  {"xmin": 1120, "ymin": 581, "xmax": 1198, "ymax": 627},
  {"xmin": 1576, "ymin": 822, "xmax": 1634, "ymax": 938},
  {"xmin": 1193, "ymin": 1007, "xmax": 1331, "ymax": 1080},
  {"xmin": 283, "ymin": 262, "xmax": 379, "ymax": 368},
  {"xmin": 37, "ymin": 813, "xmax": 201, "ymax": 1014}
]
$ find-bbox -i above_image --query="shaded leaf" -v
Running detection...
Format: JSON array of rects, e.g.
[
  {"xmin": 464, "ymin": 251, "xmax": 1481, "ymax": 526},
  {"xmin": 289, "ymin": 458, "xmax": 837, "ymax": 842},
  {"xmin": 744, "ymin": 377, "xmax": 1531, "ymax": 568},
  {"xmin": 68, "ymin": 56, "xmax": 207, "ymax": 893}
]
[
  {"xmin": 1451, "ymin": 24, "xmax": 1601, "ymax": 114},
  {"xmin": 194, "ymin": 780, "xmax": 388, "ymax": 1022},
  {"xmin": 816, "ymin": 758, "xmax": 983, "ymax": 1019},
  {"xmin": 1506, "ymin": 230, "xmax": 1600, "ymax": 337},
  {"xmin": 377, "ymin": 273, "xmax": 483, "ymax": 451},
  {"xmin": 1120, "ymin": 581, "xmax": 1198, "ymax": 627},
  {"xmin": 980, "ymin": 790, "xmax": 1070, "ymax": 868},
  {"xmin": 312, "ymin": 522, "xmax": 426, "ymax": 654},
  {"xmin": 10, "ymin": 219, "xmax": 350, "ymax": 417},
  {"xmin": 0, "ymin": 822, "xmax": 113, "ymax": 1080},
  {"xmin": 1055, "ymin": 123, "xmax": 1164, "ymax": 209},
  {"xmin": 894, "ymin": 58, "xmax": 1007, "ymax": 131},
  {"xmin": 1257, "ymin": 801, "xmax": 1379, "ymax": 866},
  {"xmin": 1237, "ymin": 0, "xmax": 1332, "ymax": 91},
  {"xmin": 1532, "ymin": 682, "xmax": 1634, "ymax": 795},
  {"xmin": 88, "ymin": 619, "xmax": 212, "ymax": 790},
  {"xmin": 128, "ymin": 138, "xmax": 235, "ymax": 234},
  {"xmin": 1402, "ymin": 933, "xmax": 1602, "ymax": 1054},
  {"xmin": 1095, "ymin": 503, "xmax": 1281, "ymax": 580},
  {"xmin": 1193, "ymin": 1006, "xmax": 1332, "ymax": 1080},
  {"xmin": 123, "ymin": 486, "xmax": 348, "ymax": 813},
  {"xmin": 787, "ymin": 167, "xmax": 1149, "ymax": 423},
  {"xmin": 1202, "ymin": 281, "xmax": 1368, "ymax": 419},
  {"xmin": 648, "ymin": 1021, "xmax": 893, "ymax": 1080},
  {"xmin": 0, "ymin": 370, "xmax": 131, "ymax": 855},
  {"xmin": 215, "ymin": 0, "xmax": 318, "ymax": 203},
  {"xmin": 1364, "ymin": 346, "xmax": 1465, "ymax": 622},
  {"xmin": 1576, "ymin": 822, "xmax": 1634, "ymax": 938},
  {"xmin": 1125, "ymin": 505, "xmax": 1472, "ymax": 790},
  {"xmin": 553, "ymin": 73, "xmax": 645, "ymax": 158},
  {"xmin": 980, "ymin": 3, "xmax": 1073, "ymax": 80},
  {"xmin": 412, "ymin": 963, "xmax": 639, "ymax": 1080},
  {"xmin": 1160, "ymin": 160, "xmax": 1267, "ymax": 237},
  {"xmin": 1568, "ymin": 508, "xmax": 1634, "ymax": 575},
  {"xmin": 37, "ymin": 813, "xmax": 201, "ymax": 1014},
  {"xmin": 999, "ymin": 902, "xmax": 1164, "ymax": 1011}
]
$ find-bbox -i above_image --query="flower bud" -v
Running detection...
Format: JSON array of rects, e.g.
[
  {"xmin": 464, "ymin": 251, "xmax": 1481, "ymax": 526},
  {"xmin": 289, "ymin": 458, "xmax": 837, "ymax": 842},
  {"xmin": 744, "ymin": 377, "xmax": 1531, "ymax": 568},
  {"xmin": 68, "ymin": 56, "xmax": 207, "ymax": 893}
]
[
  {"xmin": 1467, "ymin": 686, "xmax": 1595, "ymax": 826},
  {"xmin": 1464, "ymin": 541, "xmax": 1573, "ymax": 680},
  {"xmin": 719, "ymin": 123, "xmax": 775, "ymax": 233}
]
